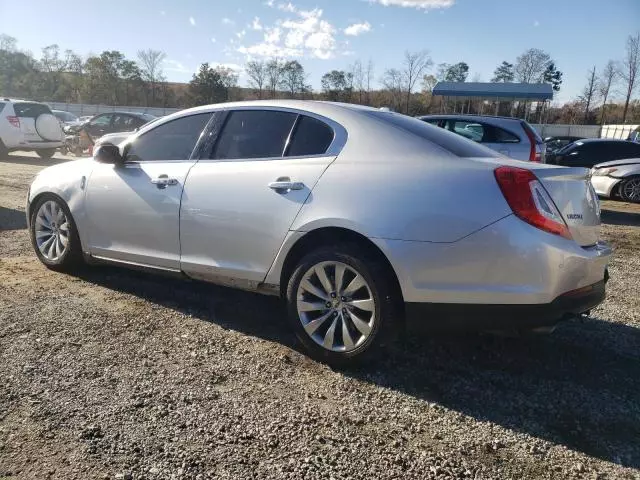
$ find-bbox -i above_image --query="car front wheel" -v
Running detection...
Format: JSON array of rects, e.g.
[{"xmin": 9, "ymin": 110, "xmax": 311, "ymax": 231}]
[
  {"xmin": 286, "ymin": 243, "xmax": 399, "ymax": 366},
  {"xmin": 30, "ymin": 194, "xmax": 83, "ymax": 271},
  {"xmin": 619, "ymin": 175, "xmax": 640, "ymax": 203}
]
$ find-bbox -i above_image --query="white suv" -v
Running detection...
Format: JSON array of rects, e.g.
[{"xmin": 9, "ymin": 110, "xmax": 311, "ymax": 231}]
[{"xmin": 0, "ymin": 99, "xmax": 64, "ymax": 159}]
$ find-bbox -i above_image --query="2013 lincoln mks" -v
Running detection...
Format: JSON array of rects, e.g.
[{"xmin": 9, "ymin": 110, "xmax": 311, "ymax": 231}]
[{"xmin": 27, "ymin": 101, "xmax": 612, "ymax": 365}]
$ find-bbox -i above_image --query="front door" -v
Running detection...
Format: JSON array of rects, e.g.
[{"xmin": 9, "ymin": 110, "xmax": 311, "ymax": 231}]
[
  {"xmin": 84, "ymin": 113, "xmax": 212, "ymax": 269},
  {"xmin": 180, "ymin": 109, "xmax": 339, "ymax": 284}
]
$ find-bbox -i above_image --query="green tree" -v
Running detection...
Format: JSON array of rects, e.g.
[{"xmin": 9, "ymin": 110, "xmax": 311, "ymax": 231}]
[
  {"xmin": 188, "ymin": 63, "xmax": 238, "ymax": 106},
  {"xmin": 491, "ymin": 61, "xmax": 514, "ymax": 82},
  {"xmin": 443, "ymin": 62, "xmax": 469, "ymax": 82},
  {"xmin": 321, "ymin": 69, "xmax": 352, "ymax": 101},
  {"xmin": 280, "ymin": 60, "xmax": 306, "ymax": 98},
  {"xmin": 543, "ymin": 62, "xmax": 563, "ymax": 92}
]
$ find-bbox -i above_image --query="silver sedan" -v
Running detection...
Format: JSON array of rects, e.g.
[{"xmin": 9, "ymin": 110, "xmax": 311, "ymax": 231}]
[{"xmin": 26, "ymin": 101, "xmax": 612, "ymax": 365}]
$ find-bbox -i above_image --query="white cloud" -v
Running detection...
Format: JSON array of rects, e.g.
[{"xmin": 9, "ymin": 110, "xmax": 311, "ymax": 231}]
[
  {"xmin": 237, "ymin": 8, "xmax": 336, "ymax": 59},
  {"xmin": 278, "ymin": 2, "xmax": 297, "ymax": 12},
  {"xmin": 222, "ymin": 17, "xmax": 235, "ymax": 25},
  {"xmin": 211, "ymin": 37, "xmax": 217, "ymax": 43},
  {"xmin": 189, "ymin": 16, "xmax": 196, "ymax": 26},
  {"xmin": 236, "ymin": 30, "xmax": 246, "ymax": 39},
  {"xmin": 344, "ymin": 21, "xmax": 371, "ymax": 36},
  {"xmin": 163, "ymin": 59, "xmax": 191, "ymax": 74},
  {"xmin": 264, "ymin": 0, "xmax": 275, "ymax": 6},
  {"xmin": 369, "ymin": 0, "xmax": 454, "ymax": 10},
  {"xmin": 251, "ymin": 17, "xmax": 263, "ymax": 30},
  {"xmin": 533, "ymin": 20, "xmax": 540, "ymax": 27},
  {"xmin": 210, "ymin": 62, "xmax": 244, "ymax": 74}
]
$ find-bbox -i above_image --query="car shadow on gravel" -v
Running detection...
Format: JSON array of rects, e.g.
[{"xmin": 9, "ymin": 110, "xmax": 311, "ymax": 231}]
[
  {"xmin": 0, "ymin": 207, "xmax": 27, "ymax": 231},
  {"xmin": 600, "ymin": 208, "xmax": 640, "ymax": 226},
  {"xmin": 74, "ymin": 265, "xmax": 640, "ymax": 469}
]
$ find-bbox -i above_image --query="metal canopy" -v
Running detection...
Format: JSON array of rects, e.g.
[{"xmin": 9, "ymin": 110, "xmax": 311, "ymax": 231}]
[{"xmin": 433, "ymin": 82, "xmax": 554, "ymax": 100}]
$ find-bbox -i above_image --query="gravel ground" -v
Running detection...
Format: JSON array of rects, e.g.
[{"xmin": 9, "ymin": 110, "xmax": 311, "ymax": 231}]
[{"xmin": 1, "ymin": 153, "xmax": 639, "ymax": 480}]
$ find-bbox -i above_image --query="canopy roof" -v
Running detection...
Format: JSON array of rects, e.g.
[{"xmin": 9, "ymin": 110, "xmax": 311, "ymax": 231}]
[{"xmin": 433, "ymin": 82, "xmax": 553, "ymax": 100}]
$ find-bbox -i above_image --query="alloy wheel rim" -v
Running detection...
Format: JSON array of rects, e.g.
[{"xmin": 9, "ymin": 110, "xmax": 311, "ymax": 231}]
[
  {"xmin": 296, "ymin": 261, "xmax": 376, "ymax": 353},
  {"xmin": 623, "ymin": 179, "xmax": 640, "ymax": 201},
  {"xmin": 34, "ymin": 200, "xmax": 69, "ymax": 261}
]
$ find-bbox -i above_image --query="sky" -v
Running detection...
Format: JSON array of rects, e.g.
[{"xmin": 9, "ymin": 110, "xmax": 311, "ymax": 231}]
[{"xmin": 1, "ymin": 0, "xmax": 639, "ymax": 103}]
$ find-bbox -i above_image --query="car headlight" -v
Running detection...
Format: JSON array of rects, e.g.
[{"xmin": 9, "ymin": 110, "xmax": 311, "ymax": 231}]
[{"xmin": 592, "ymin": 167, "xmax": 618, "ymax": 176}]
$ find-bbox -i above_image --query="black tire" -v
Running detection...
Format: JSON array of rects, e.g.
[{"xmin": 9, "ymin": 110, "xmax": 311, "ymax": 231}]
[
  {"xmin": 0, "ymin": 141, "xmax": 8, "ymax": 159},
  {"xmin": 37, "ymin": 148, "xmax": 57, "ymax": 159},
  {"xmin": 286, "ymin": 243, "xmax": 400, "ymax": 367},
  {"xmin": 619, "ymin": 175, "xmax": 640, "ymax": 204},
  {"xmin": 29, "ymin": 194, "xmax": 83, "ymax": 272}
]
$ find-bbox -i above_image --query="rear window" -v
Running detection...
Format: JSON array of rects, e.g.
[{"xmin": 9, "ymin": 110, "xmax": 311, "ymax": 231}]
[
  {"xmin": 13, "ymin": 103, "xmax": 52, "ymax": 118},
  {"xmin": 367, "ymin": 111, "xmax": 495, "ymax": 158}
]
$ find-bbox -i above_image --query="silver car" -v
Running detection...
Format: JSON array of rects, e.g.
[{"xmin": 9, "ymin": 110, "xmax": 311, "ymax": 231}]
[
  {"xmin": 26, "ymin": 101, "xmax": 611, "ymax": 365},
  {"xmin": 591, "ymin": 158, "xmax": 640, "ymax": 203},
  {"xmin": 419, "ymin": 114, "xmax": 546, "ymax": 163}
]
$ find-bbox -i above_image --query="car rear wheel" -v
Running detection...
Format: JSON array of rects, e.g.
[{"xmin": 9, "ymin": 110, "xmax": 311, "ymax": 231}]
[
  {"xmin": 37, "ymin": 148, "xmax": 57, "ymax": 159},
  {"xmin": 30, "ymin": 194, "xmax": 83, "ymax": 271},
  {"xmin": 619, "ymin": 176, "xmax": 640, "ymax": 203},
  {"xmin": 0, "ymin": 141, "xmax": 8, "ymax": 159},
  {"xmin": 286, "ymin": 243, "xmax": 399, "ymax": 366}
]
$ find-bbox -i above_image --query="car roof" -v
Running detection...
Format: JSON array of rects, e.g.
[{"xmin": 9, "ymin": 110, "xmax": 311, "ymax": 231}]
[
  {"xmin": 573, "ymin": 138, "xmax": 638, "ymax": 144},
  {"xmin": 418, "ymin": 114, "xmax": 524, "ymax": 123}
]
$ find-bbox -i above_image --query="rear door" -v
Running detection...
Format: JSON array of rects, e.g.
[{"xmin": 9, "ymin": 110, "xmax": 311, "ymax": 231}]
[{"xmin": 180, "ymin": 108, "xmax": 341, "ymax": 284}]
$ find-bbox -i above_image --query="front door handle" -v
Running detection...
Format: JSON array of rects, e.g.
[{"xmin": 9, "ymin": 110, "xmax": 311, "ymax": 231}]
[
  {"xmin": 151, "ymin": 174, "xmax": 178, "ymax": 189},
  {"xmin": 269, "ymin": 177, "xmax": 304, "ymax": 193}
]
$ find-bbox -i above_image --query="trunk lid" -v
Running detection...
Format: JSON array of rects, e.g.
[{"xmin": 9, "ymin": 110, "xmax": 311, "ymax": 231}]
[{"xmin": 530, "ymin": 166, "xmax": 600, "ymax": 246}]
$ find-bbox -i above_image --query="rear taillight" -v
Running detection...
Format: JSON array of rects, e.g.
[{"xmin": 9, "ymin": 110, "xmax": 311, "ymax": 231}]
[
  {"xmin": 494, "ymin": 166, "xmax": 572, "ymax": 239},
  {"xmin": 7, "ymin": 116, "xmax": 20, "ymax": 128}
]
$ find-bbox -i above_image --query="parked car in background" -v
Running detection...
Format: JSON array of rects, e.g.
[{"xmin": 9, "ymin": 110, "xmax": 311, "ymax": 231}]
[
  {"xmin": 0, "ymin": 99, "xmax": 64, "ymax": 158},
  {"xmin": 628, "ymin": 126, "xmax": 640, "ymax": 143},
  {"xmin": 418, "ymin": 114, "xmax": 546, "ymax": 162},
  {"xmin": 547, "ymin": 138, "xmax": 640, "ymax": 168},
  {"xmin": 77, "ymin": 115, "xmax": 93, "ymax": 124},
  {"xmin": 93, "ymin": 117, "xmax": 162, "ymax": 150},
  {"xmin": 52, "ymin": 110, "xmax": 79, "ymax": 126},
  {"xmin": 82, "ymin": 111, "xmax": 156, "ymax": 140},
  {"xmin": 591, "ymin": 158, "xmax": 640, "ymax": 203},
  {"xmin": 26, "ymin": 101, "xmax": 610, "ymax": 365},
  {"xmin": 544, "ymin": 135, "xmax": 584, "ymax": 154}
]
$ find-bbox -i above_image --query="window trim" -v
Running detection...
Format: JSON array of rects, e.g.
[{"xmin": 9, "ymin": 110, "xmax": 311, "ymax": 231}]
[{"xmin": 197, "ymin": 106, "xmax": 347, "ymax": 163}]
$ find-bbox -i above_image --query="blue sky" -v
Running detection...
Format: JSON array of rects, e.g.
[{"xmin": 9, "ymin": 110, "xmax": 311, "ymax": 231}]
[{"xmin": 1, "ymin": 0, "xmax": 639, "ymax": 103}]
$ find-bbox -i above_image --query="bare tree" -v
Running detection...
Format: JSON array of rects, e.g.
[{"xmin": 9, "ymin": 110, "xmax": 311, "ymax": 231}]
[
  {"xmin": 266, "ymin": 58, "xmax": 283, "ymax": 98},
  {"xmin": 245, "ymin": 60, "xmax": 267, "ymax": 98},
  {"xmin": 515, "ymin": 48, "xmax": 552, "ymax": 83},
  {"xmin": 401, "ymin": 50, "xmax": 432, "ymax": 114},
  {"xmin": 619, "ymin": 32, "xmax": 640, "ymax": 123},
  {"xmin": 598, "ymin": 60, "xmax": 618, "ymax": 124},
  {"xmin": 381, "ymin": 68, "xmax": 404, "ymax": 111},
  {"xmin": 580, "ymin": 66, "xmax": 599, "ymax": 123},
  {"xmin": 351, "ymin": 60, "xmax": 364, "ymax": 104},
  {"xmin": 365, "ymin": 60, "xmax": 374, "ymax": 105},
  {"xmin": 137, "ymin": 49, "xmax": 167, "ymax": 106}
]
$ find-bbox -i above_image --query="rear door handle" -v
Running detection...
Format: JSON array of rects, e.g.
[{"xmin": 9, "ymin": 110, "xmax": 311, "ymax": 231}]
[
  {"xmin": 269, "ymin": 177, "xmax": 304, "ymax": 193},
  {"xmin": 151, "ymin": 175, "xmax": 178, "ymax": 189}
]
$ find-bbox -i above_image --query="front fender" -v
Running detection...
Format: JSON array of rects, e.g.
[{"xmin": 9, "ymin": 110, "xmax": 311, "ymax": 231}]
[{"xmin": 28, "ymin": 158, "xmax": 95, "ymax": 251}]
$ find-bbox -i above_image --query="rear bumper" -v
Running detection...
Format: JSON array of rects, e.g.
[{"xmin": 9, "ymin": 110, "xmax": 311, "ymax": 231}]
[
  {"xmin": 405, "ymin": 275, "xmax": 608, "ymax": 332},
  {"xmin": 590, "ymin": 175, "xmax": 621, "ymax": 198}
]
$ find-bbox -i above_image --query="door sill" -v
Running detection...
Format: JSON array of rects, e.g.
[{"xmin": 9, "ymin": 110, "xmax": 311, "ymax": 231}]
[{"xmin": 89, "ymin": 254, "xmax": 183, "ymax": 275}]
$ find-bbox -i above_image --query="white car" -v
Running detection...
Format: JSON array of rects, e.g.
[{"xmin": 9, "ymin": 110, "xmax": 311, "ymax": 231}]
[
  {"xmin": 0, "ymin": 99, "xmax": 64, "ymax": 158},
  {"xmin": 26, "ymin": 101, "xmax": 611, "ymax": 365},
  {"xmin": 591, "ymin": 158, "xmax": 640, "ymax": 203}
]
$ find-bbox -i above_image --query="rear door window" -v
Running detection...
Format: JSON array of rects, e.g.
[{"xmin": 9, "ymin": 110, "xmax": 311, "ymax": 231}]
[
  {"xmin": 286, "ymin": 115, "xmax": 334, "ymax": 157},
  {"xmin": 447, "ymin": 120, "xmax": 485, "ymax": 142},
  {"xmin": 212, "ymin": 110, "xmax": 297, "ymax": 160},
  {"xmin": 112, "ymin": 114, "xmax": 137, "ymax": 130},
  {"xmin": 13, "ymin": 103, "xmax": 52, "ymax": 118},
  {"xmin": 90, "ymin": 114, "xmax": 113, "ymax": 127}
]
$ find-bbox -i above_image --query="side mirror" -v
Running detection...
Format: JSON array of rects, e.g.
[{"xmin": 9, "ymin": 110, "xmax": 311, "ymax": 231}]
[{"xmin": 94, "ymin": 143, "xmax": 123, "ymax": 164}]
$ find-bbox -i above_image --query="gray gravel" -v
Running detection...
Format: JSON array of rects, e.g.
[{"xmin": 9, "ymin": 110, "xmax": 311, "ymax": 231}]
[{"xmin": 1, "ymin": 152, "xmax": 639, "ymax": 480}]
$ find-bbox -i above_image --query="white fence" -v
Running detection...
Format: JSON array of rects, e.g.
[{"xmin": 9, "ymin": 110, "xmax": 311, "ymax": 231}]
[{"xmin": 45, "ymin": 102, "xmax": 180, "ymax": 117}]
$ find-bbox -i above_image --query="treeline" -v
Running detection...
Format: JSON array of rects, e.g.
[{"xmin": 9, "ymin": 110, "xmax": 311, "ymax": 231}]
[{"xmin": 1, "ymin": 32, "xmax": 638, "ymax": 124}]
